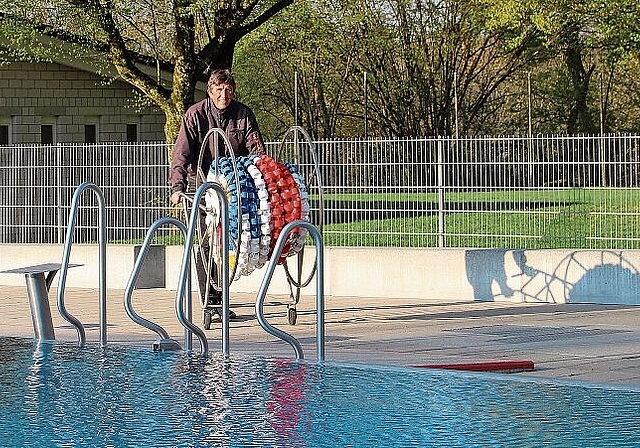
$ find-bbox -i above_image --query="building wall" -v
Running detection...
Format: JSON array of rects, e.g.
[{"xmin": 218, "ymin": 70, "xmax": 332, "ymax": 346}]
[{"xmin": 0, "ymin": 60, "xmax": 166, "ymax": 143}]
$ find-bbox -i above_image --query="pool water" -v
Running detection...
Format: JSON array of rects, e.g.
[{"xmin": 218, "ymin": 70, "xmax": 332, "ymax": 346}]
[{"xmin": 1, "ymin": 337, "xmax": 639, "ymax": 447}]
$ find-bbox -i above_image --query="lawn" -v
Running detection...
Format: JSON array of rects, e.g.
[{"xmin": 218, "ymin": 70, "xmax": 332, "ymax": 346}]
[
  {"xmin": 319, "ymin": 188, "xmax": 640, "ymax": 249},
  {"xmin": 145, "ymin": 188, "xmax": 640, "ymax": 249}
]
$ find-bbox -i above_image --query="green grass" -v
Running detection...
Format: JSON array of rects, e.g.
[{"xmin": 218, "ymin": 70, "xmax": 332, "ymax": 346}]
[
  {"xmin": 319, "ymin": 187, "xmax": 640, "ymax": 206},
  {"xmin": 115, "ymin": 188, "xmax": 640, "ymax": 249},
  {"xmin": 319, "ymin": 188, "xmax": 640, "ymax": 249}
]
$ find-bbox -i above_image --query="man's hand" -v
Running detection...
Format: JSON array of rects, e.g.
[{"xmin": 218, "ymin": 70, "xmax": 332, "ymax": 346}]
[{"xmin": 170, "ymin": 191, "xmax": 183, "ymax": 205}]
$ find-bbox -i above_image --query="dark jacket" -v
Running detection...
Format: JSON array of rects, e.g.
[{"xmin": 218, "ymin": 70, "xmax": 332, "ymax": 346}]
[{"xmin": 169, "ymin": 97, "xmax": 266, "ymax": 193}]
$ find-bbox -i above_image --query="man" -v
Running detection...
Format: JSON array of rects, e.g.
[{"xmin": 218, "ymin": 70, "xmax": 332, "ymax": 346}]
[{"xmin": 169, "ymin": 69, "xmax": 266, "ymax": 323}]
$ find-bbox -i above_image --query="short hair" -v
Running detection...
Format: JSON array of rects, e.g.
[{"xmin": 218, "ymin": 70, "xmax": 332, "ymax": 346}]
[{"xmin": 208, "ymin": 69, "xmax": 236, "ymax": 92}]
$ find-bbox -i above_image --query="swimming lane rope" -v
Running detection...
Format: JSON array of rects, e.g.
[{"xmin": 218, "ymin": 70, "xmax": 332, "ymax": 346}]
[{"xmin": 204, "ymin": 154, "xmax": 311, "ymax": 279}]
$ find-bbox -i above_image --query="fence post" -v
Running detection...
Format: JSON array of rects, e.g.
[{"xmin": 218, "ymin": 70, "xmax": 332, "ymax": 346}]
[
  {"xmin": 437, "ymin": 137, "xmax": 445, "ymax": 248},
  {"xmin": 56, "ymin": 143, "xmax": 63, "ymax": 244}
]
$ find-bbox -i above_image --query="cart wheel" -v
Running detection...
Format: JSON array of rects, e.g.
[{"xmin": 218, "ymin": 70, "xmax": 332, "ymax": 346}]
[
  {"xmin": 203, "ymin": 309, "xmax": 212, "ymax": 330},
  {"xmin": 288, "ymin": 307, "xmax": 297, "ymax": 325}
]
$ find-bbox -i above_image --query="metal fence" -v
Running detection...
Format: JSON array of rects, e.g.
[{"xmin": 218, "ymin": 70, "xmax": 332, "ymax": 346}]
[
  {"xmin": 0, "ymin": 142, "xmax": 169, "ymax": 244},
  {"xmin": 2, "ymin": 134, "xmax": 640, "ymax": 249}
]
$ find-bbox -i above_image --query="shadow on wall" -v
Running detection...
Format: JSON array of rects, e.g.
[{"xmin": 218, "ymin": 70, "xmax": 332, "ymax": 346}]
[
  {"xmin": 465, "ymin": 248, "xmax": 640, "ymax": 305},
  {"xmin": 568, "ymin": 263, "xmax": 640, "ymax": 304},
  {"xmin": 464, "ymin": 249, "xmax": 514, "ymax": 301}
]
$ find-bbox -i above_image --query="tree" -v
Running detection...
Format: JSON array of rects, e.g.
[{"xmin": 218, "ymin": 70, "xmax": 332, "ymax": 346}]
[
  {"xmin": 235, "ymin": 0, "xmax": 368, "ymax": 139},
  {"xmin": 237, "ymin": 0, "xmax": 537, "ymax": 138},
  {"xmin": 0, "ymin": 0, "xmax": 294, "ymax": 143},
  {"xmin": 483, "ymin": 0, "xmax": 640, "ymax": 134}
]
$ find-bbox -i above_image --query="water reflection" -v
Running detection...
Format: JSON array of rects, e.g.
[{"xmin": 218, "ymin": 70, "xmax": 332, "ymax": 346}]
[{"xmin": 266, "ymin": 359, "xmax": 310, "ymax": 448}]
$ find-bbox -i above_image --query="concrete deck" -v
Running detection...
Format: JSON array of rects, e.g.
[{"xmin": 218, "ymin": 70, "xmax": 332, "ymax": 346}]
[{"xmin": 3, "ymin": 284, "xmax": 640, "ymax": 387}]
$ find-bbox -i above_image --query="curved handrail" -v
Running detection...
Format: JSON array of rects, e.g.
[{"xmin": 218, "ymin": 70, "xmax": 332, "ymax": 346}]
[
  {"xmin": 255, "ymin": 220, "xmax": 325, "ymax": 361},
  {"xmin": 124, "ymin": 217, "xmax": 187, "ymax": 352},
  {"xmin": 278, "ymin": 126, "xmax": 325, "ymax": 289},
  {"xmin": 277, "ymin": 126, "xmax": 325, "ymax": 228},
  {"xmin": 176, "ymin": 182, "xmax": 231, "ymax": 357},
  {"xmin": 195, "ymin": 127, "xmax": 242, "ymax": 286},
  {"xmin": 56, "ymin": 182, "xmax": 107, "ymax": 348}
]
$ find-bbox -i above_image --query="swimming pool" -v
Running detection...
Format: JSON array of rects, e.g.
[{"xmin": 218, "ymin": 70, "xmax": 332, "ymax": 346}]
[{"xmin": 1, "ymin": 337, "xmax": 639, "ymax": 447}]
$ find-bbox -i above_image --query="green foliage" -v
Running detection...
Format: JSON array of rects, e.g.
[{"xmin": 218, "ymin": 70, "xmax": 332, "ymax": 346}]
[
  {"xmin": 0, "ymin": 0, "xmax": 295, "ymax": 143},
  {"xmin": 236, "ymin": 0, "xmax": 554, "ymax": 138},
  {"xmin": 3, "ymin": 0, "xmax": 640, "ymax": 137},
  {"xmin": 243, "ymin": 0, "xmax": 640, "ymax": 137},
  {"xmin": 235, "ymin": 0, "xmax": 371, "ymax": 139},
  {"xmin": 481, "ymin": 0, "xmax": 640, "ymax": 134}
]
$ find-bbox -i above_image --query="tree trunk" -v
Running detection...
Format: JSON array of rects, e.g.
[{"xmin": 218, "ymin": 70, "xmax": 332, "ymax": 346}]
[
  {"xmin": 564, "ymin": 31, "xmax": 596, "ymax": 134},
  {"xmin": 164, "ymin": 107, "xmax": 184, "ymax": 156}
]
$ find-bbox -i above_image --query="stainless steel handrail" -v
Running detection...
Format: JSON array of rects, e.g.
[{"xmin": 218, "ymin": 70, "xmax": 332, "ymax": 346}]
[
  {"xmin": 255, "ymin": 220, "xmax": 325, "ymax": 361},
  {"xmin": 124, "ymin": 217, "xmax": 187, "ymax": 352},
  {"xmin": 56, "ymin": 182, "xmax": 107, "ymax": 347},
  {"xmin": 277, "ymin": 126, "xmax": 325, "ymax": 328},
  {"xmin": 175, "ymin": 182, "xmax": 231, "ymax": 357},
  {"xmin": 195, "ymin": 127, "xmax": 242, "ymax": 287}
]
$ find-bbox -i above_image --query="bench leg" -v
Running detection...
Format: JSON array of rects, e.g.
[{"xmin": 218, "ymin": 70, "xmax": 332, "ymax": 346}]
[{"xmin": 25, "ymin": 273, "xmax": 56, "ymax": 342}]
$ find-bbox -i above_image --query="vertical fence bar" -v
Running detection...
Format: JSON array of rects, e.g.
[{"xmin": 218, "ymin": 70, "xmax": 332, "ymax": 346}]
[
  {"xmin": 56, "ymin": 143, "xmax": 63, "ymax": 244},
  {"xmin": 437, "ymin": 137, "xmax": 445, "ymax": 248}
]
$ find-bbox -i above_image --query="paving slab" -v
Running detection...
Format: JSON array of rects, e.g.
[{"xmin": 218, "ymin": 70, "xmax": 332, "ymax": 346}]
[{"xmin": 2, "ymin": 285, "xmax": 640, "ymax": 386}]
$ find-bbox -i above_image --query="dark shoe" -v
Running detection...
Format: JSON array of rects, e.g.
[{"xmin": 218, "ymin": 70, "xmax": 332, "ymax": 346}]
[
  {"xmin": 206, "ymin": 294, "xmax": 222, "ymax": 307},
  {"xmin": 211, "ymin": 307, "xmax": 237, "ymax": 322}
]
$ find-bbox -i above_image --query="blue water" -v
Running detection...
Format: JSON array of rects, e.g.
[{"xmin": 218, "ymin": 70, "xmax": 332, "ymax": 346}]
[{"xmin": 1, "ymin": 337, "xmax": 640, "ymax": 447}]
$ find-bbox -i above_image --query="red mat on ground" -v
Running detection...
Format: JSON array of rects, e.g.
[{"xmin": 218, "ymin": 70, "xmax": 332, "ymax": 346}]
[{"xmin": 414, "ymin": 360, "xmax": 535, "ymax": 374}]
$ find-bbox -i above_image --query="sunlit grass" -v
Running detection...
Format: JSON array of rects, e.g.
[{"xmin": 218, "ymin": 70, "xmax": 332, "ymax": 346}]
[{"xmin": 118, "ymin": 188, "xmax": 640, "ymax": 249}]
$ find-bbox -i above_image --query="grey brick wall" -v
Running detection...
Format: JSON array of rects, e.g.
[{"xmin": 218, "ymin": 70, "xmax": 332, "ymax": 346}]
[{"xmin": 0, "ymin": 60, "xmax": 166, "ymax": 143}]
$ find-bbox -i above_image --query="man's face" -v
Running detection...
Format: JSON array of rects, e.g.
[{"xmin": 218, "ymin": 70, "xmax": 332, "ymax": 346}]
[{"xmin": 210, "ymin": 83, "xmax": 234, "ymax": 110}]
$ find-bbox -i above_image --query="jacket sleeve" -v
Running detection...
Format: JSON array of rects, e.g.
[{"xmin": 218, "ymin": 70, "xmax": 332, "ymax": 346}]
[
  {"xmin": 245, "ymin": 109, "xmax": 266, "ymax": 156},
  {"xmin": 169, "ymin": 114, "xmax": 198, "ymax": 193}
]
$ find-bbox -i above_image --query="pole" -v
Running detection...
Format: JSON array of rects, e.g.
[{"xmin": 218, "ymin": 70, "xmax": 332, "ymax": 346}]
[
  {"xmin": 294, "ymin": 71, "xmax": 299, "ymax": 127},
  {"xmin": 599, "ymin": 72, "xmax": 604, "ymax": 136},
  {"xmin": 364, "ymin": 71, "xmax": 368, "ymax": 139},
  {"xmin": 599, "ymin": 73, "xmax": 607, "ymax": 187},
  {"xmin": 527, "ymin": 72, "xmax": 532, "ymax": 137},
  {"xmin": 453, "ymin": 71, "xmax": 459, "ymax": 139},
  {"xmin": 527, "ymin": 71, "xmax": 533, "ymax": 186}
]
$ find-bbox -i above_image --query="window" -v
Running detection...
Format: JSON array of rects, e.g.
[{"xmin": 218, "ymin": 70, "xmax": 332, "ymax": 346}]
[
  {"xmin": 41, "ymin": 124, "xmax": 54, "ymax": 145},
  {"xmin": 126, "ymin": 123, "xmax": 138, "ymax": 143},
  {"xmin": 85, "ymin": 124, "xmax": 97, "ymax": 143},
  {"xmin": 0, "ymin": 125, "xmax": 8, "ymax": 145},
  {"xmin": 40, "ymin": 117, "xmax": 57, "ymax": 144}
]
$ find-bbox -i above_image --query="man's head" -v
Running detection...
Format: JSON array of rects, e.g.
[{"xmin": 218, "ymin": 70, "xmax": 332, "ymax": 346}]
[{"xmin": 207, "ymin": 69, "xmax": 236, "ymax": 110}]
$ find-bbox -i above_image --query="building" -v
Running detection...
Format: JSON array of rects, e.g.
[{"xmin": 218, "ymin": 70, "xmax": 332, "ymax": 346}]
[{"xmin": 0, "ymin": 59, "xmax": 168, "ymax": 144}]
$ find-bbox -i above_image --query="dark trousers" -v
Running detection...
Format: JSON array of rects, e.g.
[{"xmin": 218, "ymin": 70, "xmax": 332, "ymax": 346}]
[{"xmin": 184, "ymin": 196, "xmax": 222, "ymax": 306}]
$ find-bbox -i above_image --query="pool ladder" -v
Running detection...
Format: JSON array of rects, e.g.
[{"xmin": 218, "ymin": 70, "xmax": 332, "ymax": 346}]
[
  {"xmin": 26, "ymin": 182, "xmax": 326, "ymax": 362},
  {"xmin": 128, "ymin": 181, "xmax": 326, "ymax": 361},
  {"xmin": 255, "ymin": 220, "xmax": 325, "ymax": 362},
  {"xmin": 124, "ymin": 182, "xmax": 230, "ymax": 357},
  {"xmin": 123, "ymin": 216, "xmax": 196, "ymax": 354},
  {"xmin": 50, "ymin": 182, "xmax": 219, "ymax": 355}
]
